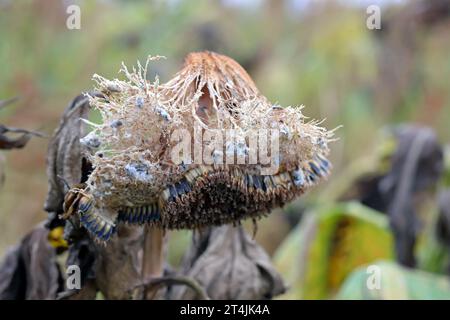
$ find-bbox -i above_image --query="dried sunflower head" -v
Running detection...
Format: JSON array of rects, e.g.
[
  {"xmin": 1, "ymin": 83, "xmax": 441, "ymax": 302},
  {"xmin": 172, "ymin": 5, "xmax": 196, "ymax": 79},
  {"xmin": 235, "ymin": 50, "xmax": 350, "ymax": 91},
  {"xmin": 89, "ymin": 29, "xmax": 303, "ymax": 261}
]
[{"xmin": 65, "ymin": 51, "xmax": 334, "ymax": 242}]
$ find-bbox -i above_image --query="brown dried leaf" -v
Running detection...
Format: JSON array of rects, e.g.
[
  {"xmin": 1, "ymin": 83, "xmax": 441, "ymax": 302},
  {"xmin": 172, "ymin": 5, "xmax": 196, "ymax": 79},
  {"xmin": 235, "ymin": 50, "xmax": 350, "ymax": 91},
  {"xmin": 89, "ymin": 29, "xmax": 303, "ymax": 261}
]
[
  {"xmin": 44, "ymin": 92, "xmax": 101, "ymax": 213},
  {"xmin": 0, "ymin": 223, "xmax": 62, "ymax": 300},
  {"xmin": 94, "ymin": 225, "xmax": 145, "ymax": 299},
  {"xmin": 171, "ymin": 225, "xmax": 286, "ymax": 300},
  {"xmin": 0, "ymin": 97, "xmax": 45, "ymax": 150},
  {"xmin": 0, "ymin": 128, "xmax": 32, "ymax": 150}
]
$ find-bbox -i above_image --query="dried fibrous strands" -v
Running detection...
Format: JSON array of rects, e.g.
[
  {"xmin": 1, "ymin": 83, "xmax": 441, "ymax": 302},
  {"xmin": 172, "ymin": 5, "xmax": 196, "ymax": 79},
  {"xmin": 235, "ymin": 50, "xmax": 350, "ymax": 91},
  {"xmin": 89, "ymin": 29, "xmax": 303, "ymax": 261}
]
[
  {"xmin": 158, "ymin": 52, "xmax": 260, "ymax": 129},
  {"xmin": 63, "ymin": 51, "xmax": 334, "ymax": 242}
]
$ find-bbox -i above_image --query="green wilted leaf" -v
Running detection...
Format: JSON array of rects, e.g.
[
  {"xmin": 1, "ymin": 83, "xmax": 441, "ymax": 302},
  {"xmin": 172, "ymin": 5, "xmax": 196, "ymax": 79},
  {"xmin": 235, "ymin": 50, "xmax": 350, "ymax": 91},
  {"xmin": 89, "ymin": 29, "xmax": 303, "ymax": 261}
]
[
  {"xmin": 273, "ymin": 202, "xmax": 394, "ymax": 299},
  {"xmin": 337, "ymin": 260, "xmax": 450, "ymax": 300}
]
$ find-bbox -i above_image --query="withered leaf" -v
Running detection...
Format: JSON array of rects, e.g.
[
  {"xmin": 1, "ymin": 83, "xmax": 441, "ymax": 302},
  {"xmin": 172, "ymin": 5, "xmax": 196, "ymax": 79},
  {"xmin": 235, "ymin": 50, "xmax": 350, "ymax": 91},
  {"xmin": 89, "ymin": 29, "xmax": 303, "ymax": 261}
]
[
  {"xmin": 0, "ymin": 97, "xmax": 45, "ymax": 150},
  {"xmin": 170, "ymin": 225, "xmax": 286, "ymax": 300},
  {"xmin": 0, "ymin": 125, "xmax": 45, "ymax": 150},
  {"xmin": 44, "ymin": 92, "xmax": 101, "ymax": 213},
  {"xmin": 0, "ymin": 127, "xmax": 32, "ymax": 150},
  {"xmin": 381, "ymin": 125, "xmax": 443, "ymax": 267},
  {"xmin": 341, "ymin": 125, "xmax": 444, "ymax": 268},
  {"xmin": 0, "ymin": 223, "xmax": 63, "ymax": 300}
]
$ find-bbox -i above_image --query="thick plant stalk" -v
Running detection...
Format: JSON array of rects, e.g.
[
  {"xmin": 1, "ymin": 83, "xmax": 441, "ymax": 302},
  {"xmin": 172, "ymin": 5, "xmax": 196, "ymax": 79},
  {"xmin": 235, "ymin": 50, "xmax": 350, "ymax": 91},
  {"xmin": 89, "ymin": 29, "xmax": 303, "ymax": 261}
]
[{"xmin": 141, "ymin": 226, "xmax": 166, "ymax": 299}]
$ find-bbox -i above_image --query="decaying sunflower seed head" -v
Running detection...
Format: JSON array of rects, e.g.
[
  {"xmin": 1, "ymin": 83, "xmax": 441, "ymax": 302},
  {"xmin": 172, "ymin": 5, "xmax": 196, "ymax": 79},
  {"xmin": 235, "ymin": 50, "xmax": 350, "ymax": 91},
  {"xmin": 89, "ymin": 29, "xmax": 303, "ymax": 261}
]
[{"xmin": 65, "ymin": 51, "xmax": 335, "ymax": 242}]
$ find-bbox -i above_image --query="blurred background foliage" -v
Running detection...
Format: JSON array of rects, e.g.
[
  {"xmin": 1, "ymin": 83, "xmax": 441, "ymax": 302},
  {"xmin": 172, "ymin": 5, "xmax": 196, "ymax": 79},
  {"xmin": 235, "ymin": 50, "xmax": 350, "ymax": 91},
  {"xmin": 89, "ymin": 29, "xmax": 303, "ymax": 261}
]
[
  {"xmin": 1, "ymin": 0, "xmax": 450, "ymax": 299},
  {"xmin": 274, "ymin": 202, "xmax": 394, "ymax": 299}
]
